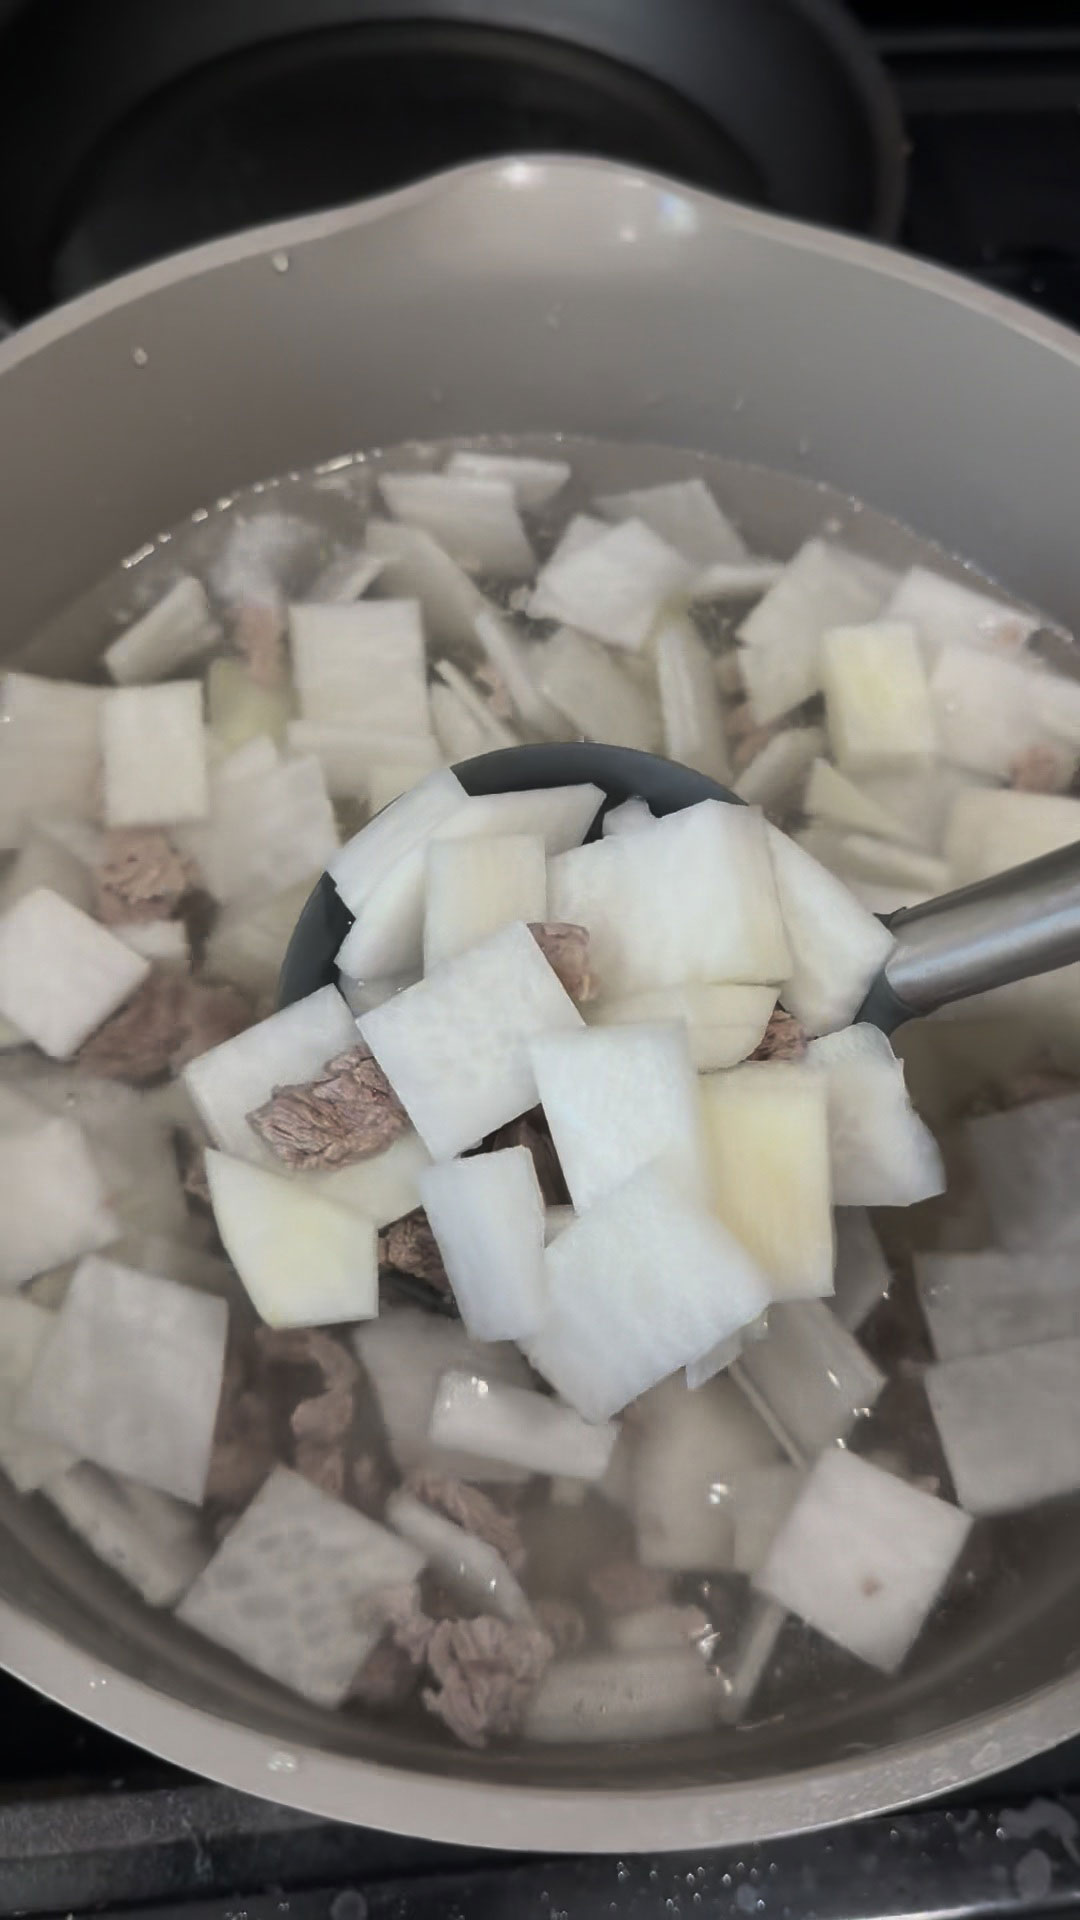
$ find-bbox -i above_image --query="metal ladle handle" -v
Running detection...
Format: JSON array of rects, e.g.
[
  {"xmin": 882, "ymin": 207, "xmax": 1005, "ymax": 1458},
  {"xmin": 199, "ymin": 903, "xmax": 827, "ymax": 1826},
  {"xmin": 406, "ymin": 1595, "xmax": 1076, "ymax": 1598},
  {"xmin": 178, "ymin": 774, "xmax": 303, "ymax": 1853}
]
[{"xmin": 859, "ymin": 838, "xmax": 1080, "ymax": 1033}]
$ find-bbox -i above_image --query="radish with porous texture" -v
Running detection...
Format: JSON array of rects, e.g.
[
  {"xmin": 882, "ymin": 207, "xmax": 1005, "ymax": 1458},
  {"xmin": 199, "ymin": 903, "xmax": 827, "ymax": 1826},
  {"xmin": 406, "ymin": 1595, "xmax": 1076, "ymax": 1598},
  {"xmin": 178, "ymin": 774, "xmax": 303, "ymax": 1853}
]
[
  {"xmin": 0, "ymin": 1297, "xmax": 77, "ymax": 1492},
  {"xmin": 418, "ymin": 1146, "xmax": 547, "ymax": 1340},
  {"xmin": 0, "ymin": 1115, "xmax": 118, "ymax": 1287},
  {"xmin": 595, "ymin": 477, "xmax": 746, "ymax": 565},
  {"xmin": 700, "ymin": 1063, "xmax": 834, "ymax": 1302},
  {"xmin": 423, "ymin": 834, "xmax": 547, "ymax": 971},
  {"xmin": 0, "ymin": 889, "xmax": 150, "ymax": 1060},
  {"xmin": 430, "ymin": 1370, "xmax": 617, "ymax": 1481},
  {"xmin": 530, "ymin": 1021, "xmax": 707, "ymax": 1209},
  {"xmin": 588, "ymin": 981, "xmax": 775, "ymax": 1071},
  {"xmin": 524, "ymin": 1649, "xmax": 722, "ymax": 1743},
  {"xmin": 766, "ymin": 824, "xmax": 895, "ymax": 1035},
  {"xmin": 925, "ymin": 1338, "xmax": 1080, "ymax": 1514},
  {"xmin": 822, "ymin": 620, "xmax": 936, "ymax": 771},
  {"xmin": 528, "ymin": 517, "xmax": 694, "ymax": 648},
  {"xmin": 738, "ymin": 540, "xmax": 893, "ymax": 726},
  {"xmin": 631, "ymin": 1373, "xmax": 779, "ymax": 1571},
  {"xmin": 654, "ymin": 613, "xmax": 731, "ymax": 781},
  {"xmin": 806, "ymin": 1024, "xmax": 945, "ymax": 1207},
  {"xmin": 182, "ymin": 983, "xmax": 356, "ymax": 1163},
  {"xmin": 205, "ymin": 1149, "xmax": 378, "ymax": 1327},
  {"xmin": 353, "ymin": 1306, "xmax": 533, "ymax": 1484},
  {"xmin": 104, "ymin": 577, "xmax": 219, "ymax": 685},
  {"xmin": 102, "ymin": 682, "xmax": 209, "ymax": 828},
  {"xmin": 537, "ymin": 626, "xmax": 661, "ymax": 753},
  {"xmin": 917, "ymin": 1247, "xmax": 1080, "ymax": 1360},
  {"xmin": 0, "ymin": 673, "xmax": 105, "ymax": 848},
  {"xmin": 290, "ymin": 599, "xmax": 432, "ymax": 736},
  {"xmin": 733, "ymin": 1299, "xmax": 885, "ymax": 1461},
  {"xmin": 47, "ymin": 1463, "xmax": 210, "ymax": 1607},
  {"xmin": 379, "ymin": 472, "xmax": 534, "ymax": 577}
]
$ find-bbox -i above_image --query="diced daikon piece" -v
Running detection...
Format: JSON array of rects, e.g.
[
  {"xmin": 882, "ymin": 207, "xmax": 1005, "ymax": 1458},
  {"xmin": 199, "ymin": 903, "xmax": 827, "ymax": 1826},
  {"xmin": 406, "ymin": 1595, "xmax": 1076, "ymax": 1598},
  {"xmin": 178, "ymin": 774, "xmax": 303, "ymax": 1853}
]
[
  {"xmin": 206, "ymin": 657, "xmax": 290, "ymax": 751},
  {"xmin": 419, "ymin": 1146, "xmax": 546, "ymax": 1339},
  {"xmin": 731, "ymin": 1462, "xmax": 804, "ymax": 1575},
  {"xmin": 945, "ymin": 786, "xmax": 1080, "ymax": 887},
  {"xmin": 806, "ymin": 1024, "xmax": 945, "ymax": 1207},
  {"xmin": 434, "ymin": 657, "xmax": 520, "ymax": 748},
  {"xmin": 0, "ymin": 1116, "xmax": 118, "ymax": 1287},
  {"xmin": 832, "ymin": 1208, "xmax": 890, "ymax": 1331},
  {"xmin": 430, "ymin": 1369, "xmax": 616, "ymax": 1480},
  {"xmin": 733, "ymin": 728, "xmax": 824, "ymax": 811},
  {"xmin": 733, "ymin": 1300, "xmax": 884, "ymax": 1461},
  {"xmin": 20, "ymin": 1069, "xmax": 191, "ymax": 1244},
  {"xmin": 0, "ymin": 673, "xmax": 104, "ymax": 849},
  {"xmin": 0, "ymin": 824, "xmax": 95, "ymax": 919},
  {"xmin": 684, "ymin": 1330, "xmax": 745, "ymax": 1391},
  {"xmin": 380, "ymin": 471, "xmax": 534, "ymax": 577},
  {"xmin": 0, "ymin": 888, "xmax": 149, "ymax": 1059},
  {"xmin": 529, "ymin": 518, "xmax": 694, "ymax": 650},
  {"xmin": 755, "ymin": 1448, "xmax": 972, "ymax": 1673},
  {"xmin": 183, "ymin": 983, "xmax": 356, "ymax": 1163},
  {"xmin": 101, "ymin": 682, "xmax": 208, "ymax": 828},
  {"xmin": 0, "ymin": 1296, "xmax": 77, "ymax": 1491},
  {"xmin": 115, "ymin": 919, "xmax": 190, "ymax": 970},
  {"xmin": 916, "ymin": 1248, "xmax": 1080, "ymax": 1362},
  {"xmin": 365, "ymin": 518, "xmax": 484, "ymax": 648},
  {"xmin": 766, "ymin": 823, "xmax": 895, "ymax": 1035},
  {"xmin": 286, "ymin": 718, "xmax": 434, "ymax": 801},
  {"xmin": 884, "ymin": 564, "xmax": 1037, "ymax": 660},
  {"xmin": 654, "ymin": 613, "xmax": 730, "ymax": 781},
  {"xmin": 822, "ymin": 620, "xmax": 936, "ymax": 771},
  {"xmin": 179, "ymin": 1467, "xmax": 423, "ymax": 1705},
  {"xmin": 631, "ymin": 1373, "xmax": 779, "ymax": 1571},
  {"xmin": 205, "ymin": 1150, "xmax": 377, "ymax": 1327},
  {"xmin": 331, "ymin": 766, "xmax": 468, "ymax": 916},
  {"xmin": 550, "ymin": 801, "xmax": 790, "ymax": 999},
  {"xmin": 474, "ymin": 608, "xmax": 562, "ymax": 736},
  {"xmin": 535, "ymin": 626, "xmax": 661, "ymax": 752},
  {"xmin": 307, "ymin": 549, "xmax": 386, "ymax": 603},
  {"xmin": 18, "ymin": 1255, "xmax": 227, "ymax": 1504},
  {"xmin": 601, "ymin": 797, "xmax": 654, "ymax": 836},
  {"xmin": 430, "ymin": 678, "xmax": 506, "ymax": 760},
  {"xmin": 860, "ymin": 764, "xmax": 987, "ymax": 856},
  {"xmin": 306, "ymin": 1129, "xmax": 431, "ymax": 1227},
  {"xmin": 925, "ymin": 1338, "xmax": 1080, "ymax": 1514},
  {"xmin": 203, "ymin": 880, "xmax": 313, "ymax": 997},
  {"xmin": 715, "ymin": 1594, "xmax": 787, "ymax": 1724},
  {"xmin": 386, "ymin": 1489, "xmax": 531, "ymax": 1623},
  {"xmin": 595, "ymin": 477, "xmax": 746, "ymax": 566},
  {"xmin": 964, "ymin": 1093, "xmax": 1080, "ymax": 1251},
  {"xmin": 589, "ymin": 982, "xmax": 775, "ymax": 1072},
  {"xmin": 289, "ymin": 599, "xmax": 431, "ymax": 733},
  {"xmin": 827, "ymin": 833, "xmax": 947, "ymax": 896},
  {"xmin": 338, "ymin": 968, "xmax": 418, "ymax": 1017},
  {"xmin": 542, "ymin": 513, "xmax": 607, "ymax": 568},
  {"xmin": 530, "ymin": 1163, "xmax": 771, "ymax": 1422},
  {"xmin": 805, "ymin": 758, "xmax": 916, "ymax": 845},
  {"xmin": 353, "ymin": 1306, "xmax": 533, "ymax": 1482},
  {"xmin": 701, "ymin": 1064, "xmax": 833, "ymax": 1301},
  {"xmin": 180, "ymin": 749, "xmax": 338, "ymax": 904},
  {"xmin": 928, "ymin": 645, "xmax": 1077, "ymax": 780},
  {"xmin": 691, "ymin": 560, "xmax": 785, "ymax": 602},
  {"xmin": 104, "ymin": 576, "xmax": 218, "ymax": 684},
  {"xmin": 367, "ymin": 751, "xmax": 446, "ymax": 814},
  {"xmin": 423, "ymin": 833, "xmax": 547, "ymax": 971},
  {"xmin": 359, "ymin": 919, "xmax": 583, "ymax": 1158},
  {"xmin": 524, "ymin": 1649, "xmax": 722, "ymax": 1743},
  {"xmin": 447, "ymin": 450, "xmax": 570, "ymax": 508},
  {"xmin": 530, "ymin": 1022, "xmax": 707, "ymax": 1210},
  {"xmin": 46, "ymin": 1462, "xmax": 209, "ymax": 1606},
  {"xmin": 738, "ymin": 541, "xmax": 892, "ymax": 726}
]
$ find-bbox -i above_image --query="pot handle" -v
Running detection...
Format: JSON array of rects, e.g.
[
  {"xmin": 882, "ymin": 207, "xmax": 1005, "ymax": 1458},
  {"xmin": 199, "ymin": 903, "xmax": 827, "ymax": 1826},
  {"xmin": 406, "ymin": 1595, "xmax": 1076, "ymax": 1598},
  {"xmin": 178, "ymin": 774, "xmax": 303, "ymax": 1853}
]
[{"xmin": 858, "ymin": 838, "xmax": 1080, "ymax": 1032}]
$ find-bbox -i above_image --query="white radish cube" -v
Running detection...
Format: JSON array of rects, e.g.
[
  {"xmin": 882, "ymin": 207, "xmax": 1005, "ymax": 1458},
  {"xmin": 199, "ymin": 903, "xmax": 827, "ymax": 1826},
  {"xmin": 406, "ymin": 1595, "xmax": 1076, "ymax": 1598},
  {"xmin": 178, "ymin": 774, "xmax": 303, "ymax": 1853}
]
[
  {"xmin": 916, "ymin": 1248, "xmax": 1080, "ymax": 1361},
  {"xmin": 684, "ymin": 1330, "xmax": 746, "ymax": 1391},
  {"xmin": 359, "ymin": 919, "xmax": 584, "ymax": 1159},
  {"xmin": 385, "ymin": 1488, "xmax": 531, "ymax": 1622},
  {"xmin": 205, "ymin": 1149, "xmax": 377, "ymax": 1327},
  {"xmin": 182, "ymin": 983, "xmax": 356, "ymax": 1164},
  {"xmin": 929, "ymin": 645, "xmax": 1061, "ymax": 780},
  {"xmin": 524, "ymin": 1650, "xmax": 722, "ymax": 1743},
  {"xmin": 46, "ymin": 1463, "xmax": 209, "ymax": 1607},
  {"xmin": 331, "ymin": 766, "xmax": 468, "ymax": 917},
  {"xmin": 967, "ymin": 1095, "xmax": 1080, "ymax": 1251},
  {"xmin": 203, "ymin": 880, "xmax": 313, "ymax": 997},
  {"xmin": 806, "ymin": 1024, "xmax": 945, "ymax": 1207},
  {"xmin": 430, "ymin": 659, "xmax": 519, "ymax": 756},
  {"xmin": 589, "ymin": 982, "xmax": 775, "ymax": 1072},
  {"xmin": 715, "ymin": 1594, "xmax": 787, "ymax": 1724},
  {"xmin": 805, "ymin": 758, "xmax": 916, "ymax": 845},
  {"xmin": 601, "ymin": 797, "xmax": 654, "ymax": 837},
  {"xmin": 738, "ymin": 541, "xmax": 892, "ymax": 726},
  {"xmin": 379, "ymin": 471, "xmax": 534, "ymax": 577},
  {"xmin": 529, "ymin": 518, "xmax": 694, "ymax": 650},
  {"xmin": 316, "ymin": 1129, "xmax": 432, "ymax": 1227},
  {"xmin": 474, "ymin": 608, "xmax": 562, "ymax": 736},
  {"xmin": 365, "ymin": 518, "xmax": 484, "ymax": 649},
  {"xmin": 595, "ymin": 477, "xmax": 746, "ymax": 566},
  {"xmin": 832, "ymin": 1208, "xmax": 890, "ymax": 1331},
  {"xmin": 884, "ymin": 564, "xmax": 1036, "ymax": 660},
  {"xmin": 286, "ymin": 718, "xmax": 438, "ymax": 801},
  {"xmin": 0, "ymin": 1297, "xmax": 77, "ymax": 1491},
  {"xmin": 446, "ymin": 450, "xmax": 570, "ymax": 508},
  {"xmin": 104, "ymin": 576, "xmax": 218, "ymax": 684},
  {"xmin": 766, "ymin": 824, "xmax": 895, "ymax": 1035},
  {"xmin": 18, "ymin": 1256, "xmax": 227, "ymax": 1503},
  {"xmin": 654, "ymin": 613, "xmax": 730, "ymax": 781},
  {"xmin": 102, "ymin": 682, "xmax": 208, "ymax": 827},
  {"xmin": 826, "ymin": 832, "xmax": 947, "ymax": 896},
  {"xmin": 179, "ymin": 1467, "xmax": 424, "ymax": 1705},
  {"xmin": 756, "ymin": 1449, "xmax": 971, "ymax": 1673},
  {"xmin": 733, "ymin": 728, "xmax": 824, "ymax": 811},
  {"xmin": 419, "ymin": 1145, "xmax": 546, "ymax": 1339},
  {"xmin": 289, "ymin": 599, "xmax": 430, "ymax": 733},
  {"xmin": 0, "ymin": 888, "xmax": 149, "ymax": 1058},
  {"xmin": 353, "ymin": 1305, "xmax": 533, "ymax": 1483},
  {"xmin": 701, "ymin": 1064, "xmax": 834, "ymax": 1302},
  {"xmin": 732, "ymin": 1462, "xmax": 804, "ymax": 1575},
  {"xmin": 21, "ymin": 1069, "xmax": 189, "ymax": 1244},
  {"xmin": 536, "ymin": 626, "xmax": 661, "ymax": 753},
  {"xmin": 0, "ymin": 1115, "xmax": 118, "ymax": 1287},
  {"xmin": 822, "ymin": 620, "xmax": 936, "ymax": 771},
  {"xmin": 0, "ymin": 673, "xmax": 104, "ymax": 849},
  {"xmin": 529, "ymin": 1163, "xmax": 771, "ymax": 1422},
  {"xmin": 423, "ymin": 833, "xmax": 547, "ymax": 971},
  {"xmin": 541, "ymin": 513, "xmax": 607, "ymax": 568},
  {"xmin": 530, "ymin": 1022, "xmax": 707, "ymax": 1210},
  {"xmin": 0, "ymin": 826, "xmax": 94, "ymax": 918},
  {"xmin": 631, "ymin": 1373, "xmax": 779, "ymax": 1571},
  {"xmin": 734, "ymin": 1300, "xmax": 885, "ymax": 1460},
  {"xmin": 945, "ymin": 787, "xmax": 1080, "ymax": 888},
  {"xmin": 179, "ymin": 750, "xmax": 337, "ymax": 905},
  {"xmin": 430, "ymin": 1369, "xmax": 616, "ymax": 1481},
  {"xmin": 549, "ymin": 801, "xmax": 790, "ymax": 999},
  {"xmin": 925, "ymin": 1338, "xmax": 1080, "ymax": 1514},
  {"xmin": 207, "ymin": 657, "xmax": 290, "ymax": 752}
]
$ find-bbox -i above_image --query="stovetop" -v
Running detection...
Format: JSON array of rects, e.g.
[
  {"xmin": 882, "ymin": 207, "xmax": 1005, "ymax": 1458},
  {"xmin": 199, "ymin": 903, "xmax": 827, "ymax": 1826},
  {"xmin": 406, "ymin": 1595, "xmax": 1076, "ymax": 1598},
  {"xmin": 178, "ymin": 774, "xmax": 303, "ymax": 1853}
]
[{"xmin": 5, "ymin": 4, "xmax": 1080, "ymax": 1913}]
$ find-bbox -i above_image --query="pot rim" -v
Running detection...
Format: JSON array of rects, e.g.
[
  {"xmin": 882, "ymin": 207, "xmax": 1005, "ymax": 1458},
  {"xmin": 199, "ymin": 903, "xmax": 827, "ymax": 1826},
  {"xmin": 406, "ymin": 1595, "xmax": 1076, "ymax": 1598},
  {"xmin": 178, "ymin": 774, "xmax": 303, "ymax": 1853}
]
[{"xmin": 4, "ymin": 153, "xmax": 1080, "ymax": 1848}]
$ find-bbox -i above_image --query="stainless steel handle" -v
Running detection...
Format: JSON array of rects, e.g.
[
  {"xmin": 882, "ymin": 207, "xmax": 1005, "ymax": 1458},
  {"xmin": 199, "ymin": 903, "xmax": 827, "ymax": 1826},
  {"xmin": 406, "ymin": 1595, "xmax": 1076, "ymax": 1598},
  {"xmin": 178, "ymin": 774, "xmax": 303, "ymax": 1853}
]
[{"xmin": 862, "ymin": 837, "xmax": 1080, "ymax": 1031}]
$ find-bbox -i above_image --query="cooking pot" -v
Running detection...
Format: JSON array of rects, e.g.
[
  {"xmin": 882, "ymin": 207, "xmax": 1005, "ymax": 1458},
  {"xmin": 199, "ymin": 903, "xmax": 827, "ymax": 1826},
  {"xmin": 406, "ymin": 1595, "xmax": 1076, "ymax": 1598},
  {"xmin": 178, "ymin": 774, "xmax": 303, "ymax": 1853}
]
[{"xmin": 2, "ymin": 156, "xmax": 1080, "ymax": 1853}]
